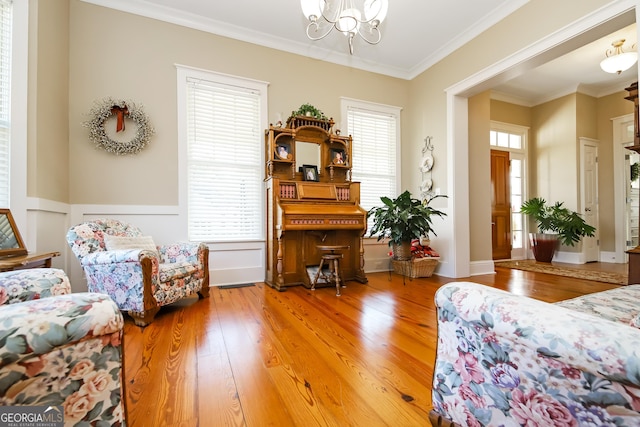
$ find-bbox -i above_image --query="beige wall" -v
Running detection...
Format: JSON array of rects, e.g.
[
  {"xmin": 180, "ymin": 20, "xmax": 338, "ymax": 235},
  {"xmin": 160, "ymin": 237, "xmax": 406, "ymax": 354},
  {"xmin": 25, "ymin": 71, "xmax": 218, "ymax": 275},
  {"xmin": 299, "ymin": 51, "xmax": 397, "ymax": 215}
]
[
  {"xmin": 28, "ymin": 0, "xmax": 69, "ymax": 201},
  {"xmin": 468, "ymin": 91, "xmax": 492, "ymax": 261},
  {"xmin": 67, "ymin": 1, "xmax": 409, "ymax": 205},
  {"xmin": 532, "ymin": 95, "xmax": 578, "ymax": 208},
  {"xmin": 577, "ymin": 92, "xmax": 598, "ymax": 141},
  {"xmin": 490, "ymin": 100, "xmax": 532, "ymax": 128},
  {"xmin": 597, "ymin": 90, "xmax": 634, "ymax": 251}
]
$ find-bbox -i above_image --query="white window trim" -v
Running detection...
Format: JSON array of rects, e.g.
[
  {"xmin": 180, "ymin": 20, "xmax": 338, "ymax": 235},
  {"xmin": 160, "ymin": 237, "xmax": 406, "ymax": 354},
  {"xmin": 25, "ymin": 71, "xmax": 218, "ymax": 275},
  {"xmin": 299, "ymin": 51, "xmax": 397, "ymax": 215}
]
[
  {"xmin": 340, "ymin": 96, "xmax": 402, "ymax": 195},
  {"xmin": 340, "ymin": 97, "xmax": 402, "ymax": 240},
  {"xmin": 10, "ymin": 0, "xmax": 27, "ymax": 230},
  {"xmin": 176, "ymin": 64, "xmax": 269, "ymax": 242},
  {"xmin": 490, "ymin": 120, "xmax": 529, "ymax": 152}
]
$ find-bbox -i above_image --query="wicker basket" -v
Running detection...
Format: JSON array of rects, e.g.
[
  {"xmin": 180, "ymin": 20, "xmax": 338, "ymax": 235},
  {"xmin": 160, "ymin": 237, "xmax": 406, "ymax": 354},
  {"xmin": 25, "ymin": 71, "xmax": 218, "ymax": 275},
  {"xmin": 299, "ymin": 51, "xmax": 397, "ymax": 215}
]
[{"xmin": 392, "ymin": 257, "xmax": 440, "ymax": 278}]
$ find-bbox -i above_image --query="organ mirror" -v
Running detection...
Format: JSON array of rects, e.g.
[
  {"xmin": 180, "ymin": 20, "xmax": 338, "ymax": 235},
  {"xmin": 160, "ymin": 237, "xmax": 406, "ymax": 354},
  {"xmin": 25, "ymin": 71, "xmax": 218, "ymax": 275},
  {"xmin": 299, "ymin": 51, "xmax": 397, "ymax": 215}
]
[{"xmin": 295, "ymin": 140, "xmax": 321, "ymax": 171}]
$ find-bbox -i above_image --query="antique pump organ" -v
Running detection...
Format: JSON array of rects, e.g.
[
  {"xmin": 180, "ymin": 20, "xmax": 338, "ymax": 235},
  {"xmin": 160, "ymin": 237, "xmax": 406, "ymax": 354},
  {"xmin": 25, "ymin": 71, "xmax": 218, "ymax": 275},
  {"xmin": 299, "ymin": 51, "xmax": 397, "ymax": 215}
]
[{"xmin": 265, "ymin": 115, "xmax": 368, "ymax": 290}]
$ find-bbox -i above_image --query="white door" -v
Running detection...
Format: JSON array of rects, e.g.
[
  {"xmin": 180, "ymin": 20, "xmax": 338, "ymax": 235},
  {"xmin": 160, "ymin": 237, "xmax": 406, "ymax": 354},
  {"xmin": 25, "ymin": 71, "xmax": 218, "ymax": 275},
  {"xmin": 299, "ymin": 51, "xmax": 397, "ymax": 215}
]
[{"xmin": 580, "ymin": 138, "xmax": 599, "ymax": 262}]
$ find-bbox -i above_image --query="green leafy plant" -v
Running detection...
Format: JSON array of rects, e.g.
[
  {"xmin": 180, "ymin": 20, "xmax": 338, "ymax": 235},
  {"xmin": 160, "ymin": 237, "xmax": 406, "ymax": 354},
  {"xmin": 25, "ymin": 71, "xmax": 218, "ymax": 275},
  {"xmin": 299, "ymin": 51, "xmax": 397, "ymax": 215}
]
[
  {"xmin": 367, "ymin": 190, "xmax": 447, "ymax": 246},
  {"xmin": 631, "ymin": 162, "xmax": 639, "ymax": 182},
  {"xmin": 291, "ymin": 103, "xmax": 327, "ymax": 120},
  {"xmin": 520, "ymin": 197, "xmax": 595, "ymax": 246}
]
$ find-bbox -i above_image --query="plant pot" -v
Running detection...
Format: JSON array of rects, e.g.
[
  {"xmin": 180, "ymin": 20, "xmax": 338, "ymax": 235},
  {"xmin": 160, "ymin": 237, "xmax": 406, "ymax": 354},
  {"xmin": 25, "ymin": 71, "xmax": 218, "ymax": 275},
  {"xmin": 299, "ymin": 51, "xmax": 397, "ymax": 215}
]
[
  {"xmin": 392, "ymin": 241, "xmax": 412, "ymax": 260},
  {"xmin": 529, "ymin": 233, "xmax": 558, "ymax": 263}
]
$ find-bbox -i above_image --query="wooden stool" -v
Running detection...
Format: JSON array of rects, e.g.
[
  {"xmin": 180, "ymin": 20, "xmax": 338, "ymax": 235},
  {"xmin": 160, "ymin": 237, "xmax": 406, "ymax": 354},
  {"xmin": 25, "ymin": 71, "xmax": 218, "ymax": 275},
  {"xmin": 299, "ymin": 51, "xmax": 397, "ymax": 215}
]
[{"xmin": 312, "ymin": 245, "xmax": 349, "ymax": 296}]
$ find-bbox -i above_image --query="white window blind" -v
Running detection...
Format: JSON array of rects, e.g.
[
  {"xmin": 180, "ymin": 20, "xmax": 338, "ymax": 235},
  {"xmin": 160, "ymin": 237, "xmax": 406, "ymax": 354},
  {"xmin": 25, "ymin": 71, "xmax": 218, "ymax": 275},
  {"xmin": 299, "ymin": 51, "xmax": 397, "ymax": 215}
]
[
  {"xmin": 346, "ymin": 103, "xmax": 400, "ymax": 233},
  {"xmin": 0, "ymin": 0, "xmax": 11, "ymax": 208},
  {"xmin": 186, "ymin": 77, "xmax": 263, "ymax": 242}
]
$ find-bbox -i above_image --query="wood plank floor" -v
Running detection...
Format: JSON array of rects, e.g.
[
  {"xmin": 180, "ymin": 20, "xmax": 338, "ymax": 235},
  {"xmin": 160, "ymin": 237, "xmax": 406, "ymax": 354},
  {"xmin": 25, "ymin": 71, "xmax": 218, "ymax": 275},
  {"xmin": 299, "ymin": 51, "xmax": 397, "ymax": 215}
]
[{"xmin": 122, "ymin": 264, "xmax": 624, "ymax": 426}]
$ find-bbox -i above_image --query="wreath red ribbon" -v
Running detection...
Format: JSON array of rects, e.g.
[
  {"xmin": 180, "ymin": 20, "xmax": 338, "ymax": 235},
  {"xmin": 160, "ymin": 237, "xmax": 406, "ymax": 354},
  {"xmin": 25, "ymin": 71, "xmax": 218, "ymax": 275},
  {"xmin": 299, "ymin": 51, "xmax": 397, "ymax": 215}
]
[{"xmin": 110, "ymin": 105, "xmax": 129, "ymax": 132}]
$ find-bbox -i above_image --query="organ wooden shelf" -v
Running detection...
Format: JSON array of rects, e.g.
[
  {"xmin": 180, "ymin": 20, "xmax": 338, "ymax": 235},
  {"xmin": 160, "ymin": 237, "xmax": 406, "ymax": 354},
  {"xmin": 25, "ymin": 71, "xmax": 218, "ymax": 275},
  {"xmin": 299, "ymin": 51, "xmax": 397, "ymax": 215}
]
[{"xmin": 265, "ymin": 116, "xmax": 352, "ymax": 183}]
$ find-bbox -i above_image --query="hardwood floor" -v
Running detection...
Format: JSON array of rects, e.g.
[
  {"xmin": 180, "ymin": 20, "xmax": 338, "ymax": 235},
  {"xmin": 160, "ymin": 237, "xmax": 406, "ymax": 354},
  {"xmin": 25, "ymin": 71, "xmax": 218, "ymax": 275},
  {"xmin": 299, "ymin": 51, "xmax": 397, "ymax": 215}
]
[{"xmin": 122, "ymin": 265, "xmax": 622, "ymax": 426}]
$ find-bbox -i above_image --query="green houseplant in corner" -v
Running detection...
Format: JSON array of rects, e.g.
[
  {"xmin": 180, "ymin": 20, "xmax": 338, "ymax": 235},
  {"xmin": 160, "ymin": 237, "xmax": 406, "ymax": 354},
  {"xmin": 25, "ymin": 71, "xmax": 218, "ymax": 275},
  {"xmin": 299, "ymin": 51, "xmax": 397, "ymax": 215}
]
[
  {"xmin": 367, "ymin": 190, "xmax": 447, "ymax": 260},
  {"xmin": 520, "ymin": 197, "xmax": 596, "ymax": 262}
]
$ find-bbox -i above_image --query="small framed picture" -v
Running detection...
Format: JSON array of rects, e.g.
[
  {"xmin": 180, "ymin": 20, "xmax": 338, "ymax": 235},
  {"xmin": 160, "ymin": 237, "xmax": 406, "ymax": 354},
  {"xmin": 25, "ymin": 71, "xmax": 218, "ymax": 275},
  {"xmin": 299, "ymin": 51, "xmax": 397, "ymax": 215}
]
[
  {"xmin": 0, "ymin": 209, "xmax": 27, "ymax": 256},
  {"xmin": 302, "ymin": 164, "xmax": 319, "ymax": 181},
  {"xmin": 275, "ymin": 143, "xmax": 291, "ymax": 160},
  {"xmin": 331, "ymin": 148, "xmax": 346, "ymax": 165}
]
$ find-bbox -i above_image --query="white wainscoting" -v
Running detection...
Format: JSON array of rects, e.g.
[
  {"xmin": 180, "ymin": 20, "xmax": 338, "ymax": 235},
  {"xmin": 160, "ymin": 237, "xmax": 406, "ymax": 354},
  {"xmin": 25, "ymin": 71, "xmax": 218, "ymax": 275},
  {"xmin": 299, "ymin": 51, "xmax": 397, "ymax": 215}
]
[
  {"xmin": 26, "ymin": 199, "xmax": 403, "ymax": 291},
  {"xmin": 26, "ymin": 198, "xmax": 70, "ymax": 280},
  {"xmin": 363, "ymin": 238, "xmax": 393, "ymax": 272},
  {"xmin": 67, "ymin": 204, "xmax": 268, "ymax": 289}
]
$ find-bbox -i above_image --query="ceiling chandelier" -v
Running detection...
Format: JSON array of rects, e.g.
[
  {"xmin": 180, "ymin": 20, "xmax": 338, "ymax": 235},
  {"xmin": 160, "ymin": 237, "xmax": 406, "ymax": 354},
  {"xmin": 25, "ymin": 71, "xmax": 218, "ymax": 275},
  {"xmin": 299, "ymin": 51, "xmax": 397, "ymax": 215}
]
[
  {"xmin": 600, "ymin": 39, "xmax": 638, "ymax": 75},
  {"xmin": 300, "ymin": 0, "xmax": 389, "ymax": 54}
]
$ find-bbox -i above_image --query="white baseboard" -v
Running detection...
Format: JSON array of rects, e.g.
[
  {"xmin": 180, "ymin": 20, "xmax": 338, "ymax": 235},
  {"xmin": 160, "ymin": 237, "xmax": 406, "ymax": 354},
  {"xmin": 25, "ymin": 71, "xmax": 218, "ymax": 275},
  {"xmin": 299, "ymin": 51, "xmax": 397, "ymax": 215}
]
[
  {"xmin": 470, "ymin": 260, "xmax": 496, "ymax": 276},
  {"xmin": 599, "ymin": 251, "xmax": 625, "ymax": 264}
]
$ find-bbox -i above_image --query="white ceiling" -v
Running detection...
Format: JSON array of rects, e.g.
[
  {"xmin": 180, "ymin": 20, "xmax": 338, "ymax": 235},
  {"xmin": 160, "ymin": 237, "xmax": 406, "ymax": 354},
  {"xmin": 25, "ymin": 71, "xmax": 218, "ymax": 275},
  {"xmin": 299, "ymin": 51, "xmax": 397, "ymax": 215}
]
[
  {"xmin": 84, "ymin": 0, "xmax": 638, "ymax": 105},
  {"xmin": 492, "ymin": 22, "xmax": 638, "ymax": 106}
]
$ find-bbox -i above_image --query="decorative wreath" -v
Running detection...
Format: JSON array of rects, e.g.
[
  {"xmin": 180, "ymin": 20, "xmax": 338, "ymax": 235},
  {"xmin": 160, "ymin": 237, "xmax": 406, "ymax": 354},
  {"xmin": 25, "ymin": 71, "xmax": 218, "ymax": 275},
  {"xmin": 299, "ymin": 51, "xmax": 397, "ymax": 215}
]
[{"xmin": 84, "ymin": 97, "xmax": 154, "ymax": 155}]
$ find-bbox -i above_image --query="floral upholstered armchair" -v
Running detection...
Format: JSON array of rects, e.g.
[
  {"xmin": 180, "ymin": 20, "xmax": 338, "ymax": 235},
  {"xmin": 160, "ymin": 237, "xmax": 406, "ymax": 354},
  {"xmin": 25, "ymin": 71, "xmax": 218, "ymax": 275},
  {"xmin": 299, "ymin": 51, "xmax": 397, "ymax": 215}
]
[
  {"xmin": 0, "ymin": 269, "xmax": 125, "ymax": 426},
  {"xmin": 67, "ymin": 218, "xmax": 210, "ymax": 326}
]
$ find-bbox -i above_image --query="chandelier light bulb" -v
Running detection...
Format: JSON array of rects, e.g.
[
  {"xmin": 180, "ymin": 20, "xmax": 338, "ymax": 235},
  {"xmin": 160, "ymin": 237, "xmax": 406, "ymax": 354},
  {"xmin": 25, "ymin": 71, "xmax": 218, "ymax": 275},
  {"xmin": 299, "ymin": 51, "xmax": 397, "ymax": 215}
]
[
  {"xmin": 600, "ymin": 39, "xmax": 638, "ymax": 75},
  {"xmin": 300, "ymin": 0, "xmax": 324, "ymax": 21}
]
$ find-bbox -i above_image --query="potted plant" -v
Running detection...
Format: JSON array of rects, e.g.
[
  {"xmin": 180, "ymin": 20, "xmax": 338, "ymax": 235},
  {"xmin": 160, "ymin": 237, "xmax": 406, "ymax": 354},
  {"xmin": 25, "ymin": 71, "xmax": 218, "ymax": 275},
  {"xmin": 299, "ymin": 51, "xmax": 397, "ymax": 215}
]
[
  {"xmin": 291, "ymin": 103, "xmax": 327, "ymax": 121},
  {"xmin": 520, "ymin": 197, "xmax": 596, "ymax": 262},
  {"xmin": 367, "ymin": 190, "xmax": 446, "ymax": 260}
]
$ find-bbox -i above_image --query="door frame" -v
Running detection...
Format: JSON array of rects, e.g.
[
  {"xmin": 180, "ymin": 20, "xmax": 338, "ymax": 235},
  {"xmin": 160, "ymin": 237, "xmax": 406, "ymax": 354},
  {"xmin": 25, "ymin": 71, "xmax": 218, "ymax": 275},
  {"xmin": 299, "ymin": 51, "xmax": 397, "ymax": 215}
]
[
  {"xmin": 509, "ymin": 151, "xmax": 527, "ymax": 260},
  {"xmin": 489, "ymin": 121, "xmax": 529, "ymax": 260},
  {"xmin": 613, "ymin": 113, "xmax": 635, "ymax": 263}
]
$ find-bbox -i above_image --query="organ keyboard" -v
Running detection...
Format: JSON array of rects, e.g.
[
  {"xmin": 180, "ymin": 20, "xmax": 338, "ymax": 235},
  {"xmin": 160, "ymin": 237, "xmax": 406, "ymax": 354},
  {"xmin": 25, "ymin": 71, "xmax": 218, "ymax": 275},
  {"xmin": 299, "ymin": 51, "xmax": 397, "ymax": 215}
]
[{"xmin": 265, "ymin": 179, "xmax": 368, "ymax": 290}]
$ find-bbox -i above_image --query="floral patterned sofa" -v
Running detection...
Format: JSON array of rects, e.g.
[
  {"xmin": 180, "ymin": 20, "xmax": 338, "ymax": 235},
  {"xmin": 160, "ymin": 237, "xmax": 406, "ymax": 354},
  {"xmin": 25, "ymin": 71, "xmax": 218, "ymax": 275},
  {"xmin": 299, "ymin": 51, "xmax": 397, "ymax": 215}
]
[
  {"xmin": 0, "ymin": 269, "xmax": 125, "ymax": 426},
  {"xmin": 67, "ymin": 218, "xmax": 210, "ymax": 326},
  {"xmin": 431, "ymin": 281, "xmax": 640, "ymax": 427}
]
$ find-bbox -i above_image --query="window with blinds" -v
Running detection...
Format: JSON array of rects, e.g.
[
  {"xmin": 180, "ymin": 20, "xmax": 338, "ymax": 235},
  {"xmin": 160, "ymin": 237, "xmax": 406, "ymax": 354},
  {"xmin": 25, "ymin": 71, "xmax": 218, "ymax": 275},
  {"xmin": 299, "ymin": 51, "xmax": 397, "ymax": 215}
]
[
  {"xmin": 0, "ymin": 0, "xmax": 11, "ymax": 208},
  {"xmin": 184, "ymin": 75, "xmax": 266, "ymax": 242},
  {"xmin": 343, "ymin": 99, "xmax": 401, "ymax": 234}
]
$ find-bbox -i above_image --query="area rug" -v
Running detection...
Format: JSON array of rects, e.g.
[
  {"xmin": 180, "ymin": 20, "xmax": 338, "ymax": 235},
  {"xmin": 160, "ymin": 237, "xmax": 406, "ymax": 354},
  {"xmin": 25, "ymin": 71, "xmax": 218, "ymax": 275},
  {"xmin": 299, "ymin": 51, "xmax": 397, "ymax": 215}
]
[{"xmin": 494, "ymin": 260, "xmax": 628, "ymax": 285}]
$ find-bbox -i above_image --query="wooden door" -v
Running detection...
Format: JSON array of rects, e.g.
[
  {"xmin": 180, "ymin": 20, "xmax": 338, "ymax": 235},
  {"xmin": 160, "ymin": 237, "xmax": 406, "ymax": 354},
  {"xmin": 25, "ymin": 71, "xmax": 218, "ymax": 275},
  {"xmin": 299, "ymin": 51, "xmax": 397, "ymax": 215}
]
[{"xmin": 491, "ymin": 150, "xmax": 512, "ymax": 260}]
